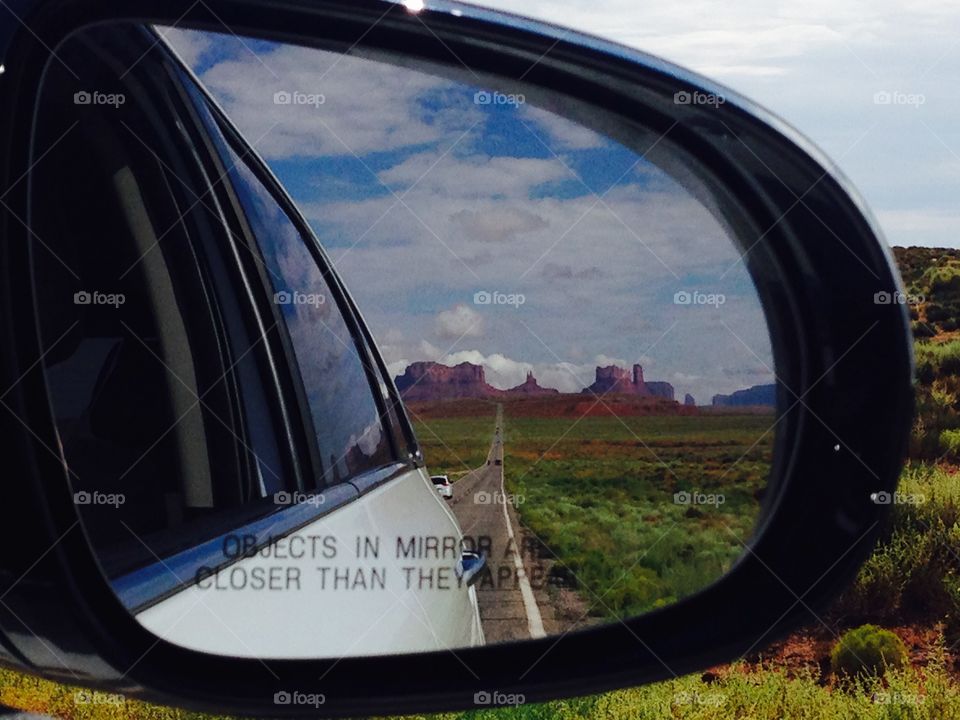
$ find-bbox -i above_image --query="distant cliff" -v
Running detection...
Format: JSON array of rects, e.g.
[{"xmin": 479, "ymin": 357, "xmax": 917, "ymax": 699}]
[
  {"xmin": 395, "ymin": 361, "xmax": 501, "ymax": 402},
  {"xmin": 394, "ymin": 360, "xmax": 766, "ymax": 408},
  {"xmin": 646, "ymin": 382, "xmax": 675, "ymax": 401},
  {"xmin": 712, "ymin": 383, "xmax": 776, "ymax": 407},
  {"xmin": 582, "ymin": 363, "xmax": 674, "ymax": 400},
  {"xmin": 395, "ymin": 362, "xmax": 562, "ymax": 402},
  {"xmin": 508, "ymin": 371, "xmax": 559, "ymax": 396}
]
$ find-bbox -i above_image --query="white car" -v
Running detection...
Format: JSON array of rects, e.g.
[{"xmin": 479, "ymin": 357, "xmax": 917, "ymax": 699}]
[
  {"xmin": 431, "ymin": 474, "xmax": 454, "ymax": 499},
  {"xmin": 33, "ymin": 25, "xmax": 484, "ymax": 660}
]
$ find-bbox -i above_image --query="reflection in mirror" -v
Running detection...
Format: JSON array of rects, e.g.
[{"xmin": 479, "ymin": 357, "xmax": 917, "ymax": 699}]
[{"xmin": 29, "ymin": 23, "xmax": 775, "ymax": 658}]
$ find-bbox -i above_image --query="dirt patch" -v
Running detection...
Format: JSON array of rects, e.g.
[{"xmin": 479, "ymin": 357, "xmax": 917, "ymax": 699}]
[{"xmin": 707, "ymin": 624, "xmax": 955, "ymax": 683}]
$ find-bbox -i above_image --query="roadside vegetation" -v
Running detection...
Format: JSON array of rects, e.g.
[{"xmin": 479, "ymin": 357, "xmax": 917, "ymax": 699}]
[
  {"xmin": 408, "ymin": 402, "xmax": 497, "ymax": 477},
  {"xmin": 6, "ymin": 648, "xmax": 960, "ymax": 719},
  {"xmin": 500, "ymin": 413, "xmax": 772, "ymax": 618}
]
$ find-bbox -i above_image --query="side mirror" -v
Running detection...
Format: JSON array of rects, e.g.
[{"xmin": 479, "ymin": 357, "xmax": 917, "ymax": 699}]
[
  {"xmin": 0, "ymin": 0, "xmax": 912, "ymax": 717},
  {"xmin": 456, "ymin": 550, "xmax": 487, "ymax": 588}
]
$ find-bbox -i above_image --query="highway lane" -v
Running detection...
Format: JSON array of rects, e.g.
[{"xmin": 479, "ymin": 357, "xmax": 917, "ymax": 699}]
[{"xmin": 448, "ymin": 405, "xmax": 546, "ymax": 643}]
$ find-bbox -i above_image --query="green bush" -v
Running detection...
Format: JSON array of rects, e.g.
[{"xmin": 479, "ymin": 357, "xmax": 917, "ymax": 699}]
[
  {"xmin": 916, "ymin": 339, "xmax": 960, "ymax": 381},
  {"xmin": 911, "ymin": 383, "xmax": 960, "ymax": 459},
  {"xmin": 924, "ymin": 262, "xmax": 960, "ymax": 296},
  {"xmin": 830, "ymin": 625, "xmax": 907, "ymax": 678},
  {"xmin": 833, "ymin": 463, "xmax": 960, "ymax": 622},
  {"xmin": 941, "ymin": 429, "xmax": 960, "ymax": 459}
]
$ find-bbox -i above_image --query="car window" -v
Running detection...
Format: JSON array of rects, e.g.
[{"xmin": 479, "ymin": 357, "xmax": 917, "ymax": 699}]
[
  {"xmin": 186, "ymin": 96, "xmax": 397, "ymax": 486},
  {"xmin": 30, "ymin": 29, "xmax": 298, "ymax": 576}
]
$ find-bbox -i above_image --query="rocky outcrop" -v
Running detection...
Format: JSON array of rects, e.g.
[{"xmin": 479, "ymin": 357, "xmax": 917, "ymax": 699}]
[
  {"xmin": 396, "ymin": 362, "xmax": 561, "ymax": 401},
  {"xmin": 582, "ymin": 363, "xmax": 675, "ymax": 400},
  {"xmin": 712, "ymin": 383, "xmax": 776, "ymax": 407},
  {"xmin": 646, "ymin": 382, "xmax": 675, "ymax": 401},
  {"xmin": 397, "ymin": 361, "xmax": 679, "ymax": 404},
  {"xmin": 684, "ymin": 393, "xmax": 696, "ymax": 406},
  {"xmin": 508, "ymin": 371, "xmax": 560, "ymax": 396},
  {"xmin": 395, "ymin": 361, "xmax": 501, "ymax": 402}
]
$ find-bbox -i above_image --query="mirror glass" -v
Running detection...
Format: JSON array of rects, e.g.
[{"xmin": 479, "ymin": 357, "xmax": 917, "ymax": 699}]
[{"xmin": 29, "ymin": 23, "xmax": 776, "ymax": 658}]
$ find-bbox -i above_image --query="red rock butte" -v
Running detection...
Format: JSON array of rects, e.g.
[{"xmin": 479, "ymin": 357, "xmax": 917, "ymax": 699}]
[
  {"xmin": 581, "ymin": 363, "xmax": 674, "ymax": 401},
  {"xmin": 394, "ymin": 361, "xmax": 674, "ymax": 402}
]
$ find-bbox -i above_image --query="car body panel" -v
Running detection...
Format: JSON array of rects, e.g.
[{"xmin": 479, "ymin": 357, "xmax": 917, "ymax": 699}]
[{"xmin": 135, "ymin": 466, "xmax": 482, "ymax": 657}]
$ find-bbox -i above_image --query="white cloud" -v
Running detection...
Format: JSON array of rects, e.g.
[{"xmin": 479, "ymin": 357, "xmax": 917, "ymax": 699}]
[
  {"xmin": 378, "ymin": 153, "xmax": 568, "ymax": 198},
  {"xmin": 521, "ymin": 105, "xmax": 607, "ymax": 150},
  {"xmin": 171, "ymin": 41, "xmax": 475, "ymax": 159},
  {"xmin": 435, "ymin": 305, "xmax": 484, "ymax": 340},
  {"xmin": 450, "ymin": 206, "xmax": 547, "ymax": 244}
]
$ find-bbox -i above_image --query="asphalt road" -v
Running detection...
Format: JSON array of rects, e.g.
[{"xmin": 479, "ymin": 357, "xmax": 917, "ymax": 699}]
[{"xmin": 448, "ymin": 405, "xmax": 545, "ymax": 644}]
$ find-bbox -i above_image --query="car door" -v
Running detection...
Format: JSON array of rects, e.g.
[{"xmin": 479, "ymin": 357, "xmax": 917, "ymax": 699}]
[{"xmin": 30, "ymin": 24, "xmax": 482, "ymax": 658}]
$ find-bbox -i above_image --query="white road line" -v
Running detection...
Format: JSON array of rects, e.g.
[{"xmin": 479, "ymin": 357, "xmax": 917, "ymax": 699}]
[{"xmin": 496, "ymin": 406, "xmax": 546, "ymax": 639}]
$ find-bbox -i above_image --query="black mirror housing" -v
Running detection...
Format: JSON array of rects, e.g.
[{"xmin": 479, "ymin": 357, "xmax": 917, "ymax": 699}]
[{"xmin": 0, "ymin": 0, "xmax": 912, "ymax": 716}]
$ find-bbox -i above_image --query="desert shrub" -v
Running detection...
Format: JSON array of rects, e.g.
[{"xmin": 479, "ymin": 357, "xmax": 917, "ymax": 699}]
[
  {"xmin": 941, "ymin": 429, "xmax": 960, "ymax": 459},
  {"xmin": 830, "ymin": 625, "xmax": 907, "ymax": 678},
  {"xmin": 832, "ymin": 464, "xmax": 960, "ymax": 623},
  {"xmin": 911, "ymin": 379, "xmax": 960, "ymax": 459},
  {"xmin": 924, "ymin": 262, "xmax": 960, "ymax": 296},
  {"xmin": 916, "ymin": 339, "xmax": 960, "ymax": 381}
]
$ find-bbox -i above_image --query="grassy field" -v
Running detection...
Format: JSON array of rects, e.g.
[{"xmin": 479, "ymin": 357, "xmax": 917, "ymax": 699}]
[
  {"xmin": 5, "ymin": 645, "xmax": 960, "ymax": 719},
  {"xmin": 408, "ymin": 401, "xmax": 498, "ymax": 478},
  {"xmin": 411, "ymin": 405, "xmax": 774, "ymax": 618},
  {"xmin": 500, "ymin": 412, "xmax": 773, "ymax": 618}
]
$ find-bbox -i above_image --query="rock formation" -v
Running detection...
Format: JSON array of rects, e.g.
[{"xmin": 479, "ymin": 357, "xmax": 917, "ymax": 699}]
[
  {"xmin": 396, "ymin": 361, "xmax": 679, "ymax": 403},
  {"xmin": 646, "ymin": 382, "xmax": 675, "ymax": 401},
  {"xmin": 507, "ymin": 371, "xmax": 560, "ymax": 396},
  {"xmin": 395, "ymin": 361, "xmax": 501, "ymax": 402},
  {"xmin": 711, "ymin": 383, "xmax": 776, "ymax": 407},
  {"xmin": 684, "ymin": 393, "xmax": 696, "ymax": 406},
  {"xmin": 582, "ymin": 363, "xmax": 674, "ymax": 400}
]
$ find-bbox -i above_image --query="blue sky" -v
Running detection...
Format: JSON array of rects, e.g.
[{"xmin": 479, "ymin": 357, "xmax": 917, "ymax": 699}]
[{"xmin": 163, "ymin": 26, "xmax": 780, "ymax": 403}]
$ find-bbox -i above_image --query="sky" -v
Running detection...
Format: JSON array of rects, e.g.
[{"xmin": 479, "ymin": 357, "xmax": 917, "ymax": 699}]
[
  {"xmin": 470, "ymin": 0, "xmax": 960, "ymax": 249},
  {"xmin": 156, "ymin": 0, "xmax": 960, "ymax": 403}
]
